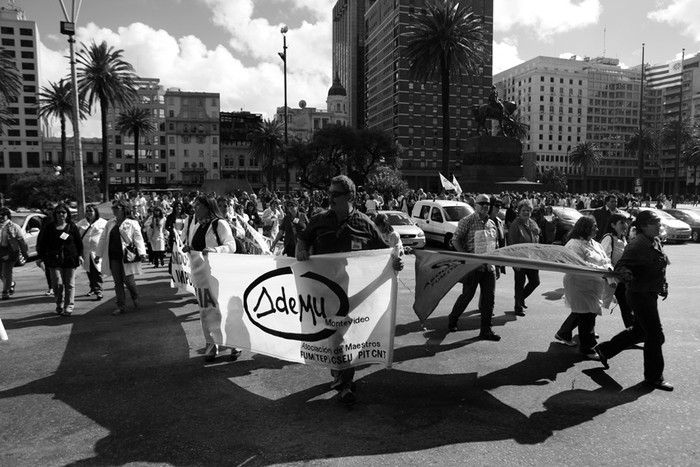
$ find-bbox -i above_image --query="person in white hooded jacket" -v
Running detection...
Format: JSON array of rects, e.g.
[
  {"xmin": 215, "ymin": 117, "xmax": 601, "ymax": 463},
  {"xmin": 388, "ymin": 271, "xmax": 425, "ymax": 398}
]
[{"xmin": 76, "ymin": 204, "xmax": 108, "ymax": 300}]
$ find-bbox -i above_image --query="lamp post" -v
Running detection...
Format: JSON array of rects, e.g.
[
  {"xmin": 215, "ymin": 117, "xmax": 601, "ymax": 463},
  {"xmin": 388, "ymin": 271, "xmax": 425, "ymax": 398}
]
[
  {"xmin": 636, "ymin": 43, "xmax": 645, "ymax": 196},
  {"xmin": 58, "ymin": 0, "xmax": 86, "ymax": 218},
  {"xmin": 673, "ymin": 48, "xmax": 685, "ymax": 205},
  {"xmin": 278, "ymin": 25, "xmax": 289, "ymax": 193}
]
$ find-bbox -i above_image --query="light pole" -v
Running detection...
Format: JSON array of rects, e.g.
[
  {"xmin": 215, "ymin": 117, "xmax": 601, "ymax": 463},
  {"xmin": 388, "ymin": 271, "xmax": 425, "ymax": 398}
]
[
  {"xmin": 278, "ymin": 25, "xmax": 289, "ymax": 193},
  {"xmin": 673, "ymin": 48, "xmax": 685, "ymax": 205},
  {"xmin": 58, "ymin": 0, "xmax": 86, "ymax": 217},
  {"xmin": 636, "ymin": 43, "xmax": 645, "ymax": 196}
]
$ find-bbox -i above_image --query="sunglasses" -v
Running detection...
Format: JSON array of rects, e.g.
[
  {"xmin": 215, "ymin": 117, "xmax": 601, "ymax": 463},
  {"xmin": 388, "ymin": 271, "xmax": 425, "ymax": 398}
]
[
  {"xmin": 328, "ymin": 190, "xmax": 349, "ymax": 198},
  {"xmin": 476, "ymin": 202, "xmax": 490, "ymax": 206}
]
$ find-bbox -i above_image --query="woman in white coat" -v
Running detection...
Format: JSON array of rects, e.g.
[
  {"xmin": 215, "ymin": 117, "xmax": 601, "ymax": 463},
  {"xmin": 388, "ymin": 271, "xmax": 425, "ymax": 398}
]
[
  {"xmin": 95, "ymin": 200, "xmax": 147, "ymax": 316},
  {"xmin": 146, "ymin": 206, "xmax": 167, "ymax": 268},
  {"xmin": 76, "ymin": 204, "xmax": 108, "ymax": 300},
  {"xmin": 182, "ymin": 195, "xmax": 238, "ymax": 362}
]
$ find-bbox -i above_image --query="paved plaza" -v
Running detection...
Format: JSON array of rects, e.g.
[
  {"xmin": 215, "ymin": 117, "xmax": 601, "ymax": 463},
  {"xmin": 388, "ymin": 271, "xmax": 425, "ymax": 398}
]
[{"xmin": 1, "ymin": 240, "xmax": 699, "ymax": 466}]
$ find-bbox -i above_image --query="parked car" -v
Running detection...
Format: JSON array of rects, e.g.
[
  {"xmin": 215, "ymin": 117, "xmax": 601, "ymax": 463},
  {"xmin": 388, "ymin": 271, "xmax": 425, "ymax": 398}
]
[
  {"xmin": 551, "ymin": 206, "xmax": 583, "ymax": 243},
  {"xmin": 10, "ymin": 210, "xmax": 46, "ymax": 259},
  {"xmin": 625, "ymin": 207, "xmax": 691, "ymax": 243},
  {"xmin": 411, "ymin": 200, "xmax": 473, "ymax": 249},
  {"xmin": 378, "ymin": 210, "xmax": 426, "ymax": 249},
  {"xmin": 578, "ymin": 208, "xmax": 632, "ymax": 221},
  {"xmin": 664, "ymin": 208, "xmax": 700, "ymax": 242}
]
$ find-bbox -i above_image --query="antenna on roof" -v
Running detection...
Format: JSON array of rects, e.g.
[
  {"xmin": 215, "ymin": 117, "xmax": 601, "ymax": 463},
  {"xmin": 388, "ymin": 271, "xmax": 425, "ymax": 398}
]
[{"xmin": 603, "ymin": 27, "xmax": 606, "ymax": 57}]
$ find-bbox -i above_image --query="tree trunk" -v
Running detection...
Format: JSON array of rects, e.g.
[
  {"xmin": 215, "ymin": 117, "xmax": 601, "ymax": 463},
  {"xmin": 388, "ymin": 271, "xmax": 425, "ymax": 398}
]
[
  {"xmin": 134, "ymin": 128, "xmax": 140, "ymax": 192},
  {"xmin": 440, "ymin": 55, "xmax": 451, "ymax": 177},
  {"xmin": 59, "ymin": 115, "xmax": 66, "ymax": 169},
  {"xmin": 100, "ymin": 97, "xmax": 110, "ymax": 201}
]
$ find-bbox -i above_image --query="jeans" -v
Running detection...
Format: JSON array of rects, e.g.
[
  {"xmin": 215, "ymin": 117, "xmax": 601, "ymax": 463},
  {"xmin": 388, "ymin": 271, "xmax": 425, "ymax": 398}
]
[
  {"xmin": 597, "ymin": 291, "xmax": 665, "ymax": 382},
  {"xmin": 0, "ymin": 258, "xmax": 13, "ymax": 294},
  {"xmin": 513, "ymin": 268, "xmax": 540, "ymax": 308},
  {"xmin": 110, "ymin": 259, "xmax": 138, "ymax": 311},
  {"xmin": 50, "ymin": 267, "xmax": 76, "ymax": 313},
  {"xmin": 557, "ymin": 312, "xmax": 597, "ymax": 353},
  {"xmin": 87, "ymin": 255, "xmax": 103, "ymax": 293},
  {"xmin": 449, "ymin": 268, "xmax": 496, "ymax": 332}
]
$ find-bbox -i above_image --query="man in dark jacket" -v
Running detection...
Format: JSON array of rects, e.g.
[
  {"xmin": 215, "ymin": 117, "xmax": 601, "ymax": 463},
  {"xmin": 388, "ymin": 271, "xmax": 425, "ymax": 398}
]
[{"xmin": 592, "ymin": 194, "xmax": 620, "ymax": 241}]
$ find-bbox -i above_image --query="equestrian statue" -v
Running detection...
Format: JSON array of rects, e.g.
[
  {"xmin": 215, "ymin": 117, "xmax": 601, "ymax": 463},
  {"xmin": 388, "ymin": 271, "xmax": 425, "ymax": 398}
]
[{"xmin": 472, "ymin": 85, "xmax": 518, "ymax": 138}]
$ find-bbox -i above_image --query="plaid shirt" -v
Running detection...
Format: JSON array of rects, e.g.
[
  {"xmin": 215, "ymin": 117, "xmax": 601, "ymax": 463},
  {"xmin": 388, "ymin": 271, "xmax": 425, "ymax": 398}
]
[
  {"xmin": 299, "ymin": 208, "xmax": 388, "ymax": 254},
  {"xmin": 454, "ymin": 213, "xmax": 498, "ymax": 271}
]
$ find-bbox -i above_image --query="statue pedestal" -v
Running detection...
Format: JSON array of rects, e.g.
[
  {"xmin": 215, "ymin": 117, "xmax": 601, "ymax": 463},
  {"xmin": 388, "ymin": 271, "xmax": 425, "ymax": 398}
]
[{"xmin": 460, "ymin": 136, "xmax": 524, "ymax": 193}]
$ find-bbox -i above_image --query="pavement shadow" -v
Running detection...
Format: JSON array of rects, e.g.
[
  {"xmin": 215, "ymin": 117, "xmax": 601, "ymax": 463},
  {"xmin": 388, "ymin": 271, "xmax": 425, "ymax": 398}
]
[
  {"xmin": 541, "ymin": 287, "xmax": 565, "ymax": 301},
  {"xmin": 0, "ymin": 279, "xmax": 654, "ymax": 465}
]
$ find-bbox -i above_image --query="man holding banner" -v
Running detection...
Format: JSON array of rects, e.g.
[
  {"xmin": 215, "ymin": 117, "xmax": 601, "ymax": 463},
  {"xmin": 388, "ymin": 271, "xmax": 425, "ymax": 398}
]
[{"xmin": 296, "ymin": 175, "xmax": 403, "ymax": 405}]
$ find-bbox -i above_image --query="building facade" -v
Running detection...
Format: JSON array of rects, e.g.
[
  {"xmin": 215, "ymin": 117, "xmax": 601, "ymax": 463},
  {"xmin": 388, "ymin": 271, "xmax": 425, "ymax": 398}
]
[
  {"xmin": 0, "ymin": 4, "xmax": 41, "ymax": 192},
  {"xmin": 219, "ymin": 110, "xmax": 262, "ymax": 184},
  {"xmin": 364, "ymin": 0, "xmax": 494, "ymax": 191},
  {"xmin": 164, "ymin": 89, "xmax": 221, "ymax": 185},
  {"xmin": 105, "ymin": 77, "xmax": 167, "ymax": 191},
  {"xmin": 42, "ymin": 136, "xmax": 102, "ymax": 181},
  {"xmin": 332, "ymin": 0, "xmax": 366, "ymax": 128}
]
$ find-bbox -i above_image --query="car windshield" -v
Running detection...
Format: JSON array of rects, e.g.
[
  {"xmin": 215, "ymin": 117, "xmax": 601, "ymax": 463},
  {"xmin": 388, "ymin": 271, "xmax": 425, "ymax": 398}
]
[
  {"xmin": 641, "ymin": 209, "xmax": 674, "ymax": 219},
  {"xmin": 553, "ymin": 207, "xmax": 582, "ymax": 221},
  {"xmin": 443, "ymin": 205, "xmax": 473, "ymax": 221},
  {"xmin": 386, "ymin": 213, "xmax": 412, "ymax": 226},
  {"xmin": 679, "ymin": 210, "xmax": 700, "ymax": 222}
]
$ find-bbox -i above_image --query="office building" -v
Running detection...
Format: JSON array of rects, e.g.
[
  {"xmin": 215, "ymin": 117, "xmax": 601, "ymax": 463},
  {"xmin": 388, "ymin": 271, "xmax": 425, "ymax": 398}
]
[
  {"xmin": 219, "ymin": 110, "xmax": 262, "ymax": 184},
  {"xmin": 364, "ymin": 0, "xmax": 493, "ymax": 190},
  {"xmin": 0, "ymin": 3, "xmax": 41, "ymax": 192},
  {"xmin": 332, "ymin": 0, "xmax": 366, "ymax": 128}
]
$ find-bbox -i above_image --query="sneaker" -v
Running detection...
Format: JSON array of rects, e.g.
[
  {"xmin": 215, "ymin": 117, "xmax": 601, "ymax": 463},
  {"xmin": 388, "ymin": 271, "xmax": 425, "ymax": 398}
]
[
  {"xmin": 339, "ymin": 388, "xmax": 356, "ymax": 406},
  {"xmin": 593, "ymin": 345, "xmax": 609, "ymax": 369},
  {"xmin": 85, "ymin": 290, "xmax": 95, "ymax": 296},
  {"xmin": 514, "ymin": 305, "xmax": 525, "ymax": 316},
  {"xmin": 447, "ymin": 318, "xmax": 458, "ymax": 333},
  {"xmin": 555, "ymin": 333, "xmax": 577, "ymax": 347},
  {"xmin": 9, "ymin": 282, "xmax": 15, "ymax": 295},
  {"xmin": 581, "ymin": 351, "xmax": 600, "ymax": 361},
  {"xmin": 230, "ymin": 348, "xmax": 242, "ymax": 361},
  {"xmin": 479, "ymin": 330, "xmax": 501, "ymax": 341},
  {"xmin": 645, "ymin": 378, "xmax": 674, "ymax": 392},
  {"xmin": 112, "ymin": 308, "xmax": 125, "ymax": 316},
  {"xmin": 204, "ymin": 343, "xmax": 218, "ymax": 362},
  {"xmin": 61, "ymin": 311, "xmax": 72, "ymax": 317},
  {"xmin": 45, "ymin": 288, "xmax": 54, "ymax": 296},
  {"xmin": 55, "ymin": 306, "xmax": 63, "ymax": 315},
  {"xmin": 95, "ymin": 292, "xmax": 103, "ymax": 301}
]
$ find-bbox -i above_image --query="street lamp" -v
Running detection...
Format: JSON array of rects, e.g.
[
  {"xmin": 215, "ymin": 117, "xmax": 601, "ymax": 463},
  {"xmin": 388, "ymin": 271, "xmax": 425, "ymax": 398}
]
[
  {"xmin": 58, "ymin": 0, "xmax": 86, "ymax": 217},
  {"xmin": 278, "ymin": 25, "xmax": 289, "ymax": 193}
]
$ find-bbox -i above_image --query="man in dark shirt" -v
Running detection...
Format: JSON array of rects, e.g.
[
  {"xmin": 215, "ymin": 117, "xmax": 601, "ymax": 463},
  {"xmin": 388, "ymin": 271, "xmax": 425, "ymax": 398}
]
[
  {"xmin": 592, "ymin": 194, "xmax": 620, "ymax": 241},
  {"xmin": 296, "ymin": 175, "xmax": 402, "ymax": 405},
  {"xmin": 271, "ymin": 199, "xmax": 307, "ymax": 257}
]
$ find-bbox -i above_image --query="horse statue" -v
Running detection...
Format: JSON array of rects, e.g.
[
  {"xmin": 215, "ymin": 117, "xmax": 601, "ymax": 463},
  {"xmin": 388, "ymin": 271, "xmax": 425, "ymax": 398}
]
[{"xmin": 472, "ymin": 100, "xmax": 518, "ymax": 137}]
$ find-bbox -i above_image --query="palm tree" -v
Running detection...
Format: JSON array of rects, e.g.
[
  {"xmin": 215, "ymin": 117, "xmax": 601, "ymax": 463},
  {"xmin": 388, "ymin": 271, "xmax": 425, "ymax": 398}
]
[
  {"xmin": 250, "ymin": 119, "xmax": 284, "ymax": 188},
  {"xmin": 115, "ymin": 106, "xmax": 156, "ymax": 192},
  {"xmin": 0, "ymin": 48, "xmax": 21, "ymax": 135},
  {"xmin": 404, "ymin": 0, "xmax": 488, "ymax": 176},
  {"xmin": 569, "ymin": 142, "xmax": 602, "ymax": 193},
  {"xmin": 681, "ymin": 124, "xmax": 700, "ymax": 194},
  {"xmin": 77, "ymin": 41, "xmax": 138, "ymax": 201},
  {"xmin": 661, "ymin": 120, "xmax": 694, "ymax": 195},
  {"xmin": 39, "ymin": 79, "xmax": 88, "ymax": 168}
]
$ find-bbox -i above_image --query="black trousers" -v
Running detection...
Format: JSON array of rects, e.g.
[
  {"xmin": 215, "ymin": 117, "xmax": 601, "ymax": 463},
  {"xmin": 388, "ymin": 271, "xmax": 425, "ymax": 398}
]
[{"xmin": 449, "ymin": 268, "xmax": 496, "ymax": 332}]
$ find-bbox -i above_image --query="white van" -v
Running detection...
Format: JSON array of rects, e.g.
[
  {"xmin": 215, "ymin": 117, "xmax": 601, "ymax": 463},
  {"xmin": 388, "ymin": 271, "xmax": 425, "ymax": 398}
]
[{"xmin": 411, "ymin": 200, "xmax": 474, "ymax": 248}]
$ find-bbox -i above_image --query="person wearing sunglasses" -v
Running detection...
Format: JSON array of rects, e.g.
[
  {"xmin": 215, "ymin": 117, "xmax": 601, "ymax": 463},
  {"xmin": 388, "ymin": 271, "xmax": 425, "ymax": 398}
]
[
  {"xmin": 296, "ymin": 175, "xmax": 403, "ymax": 406},
  {"xmin": 36, "ymin": 203, "xmax": 83, "ymax": 316},
  {"xmin": 447, "ymin": 193, "xmax": 502, "ymax": 341}
]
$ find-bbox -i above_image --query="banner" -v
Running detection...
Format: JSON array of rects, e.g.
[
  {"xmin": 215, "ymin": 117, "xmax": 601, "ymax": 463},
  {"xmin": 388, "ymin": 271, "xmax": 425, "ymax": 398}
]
[
  {"xmin": 452, "ymin": 175, "xmax": 463, "ymax": 195},
  {"xmin": 191, "ymin": 249, "xmax": 398, "ymax": 370},
  {"xmin": 413, "ymin": 244, "xmax": 618, "ymax": 322},
  {"xmin": 170, "ymin": 231, "xmax": 195, "ymax": 294},
  {"xmin": 238, "ymin": 214, "xmax": 271, "ymax": 255},
  {"xmin": 0, "ymin": 317, "xmax": 7, "ymax": 341},
  {"xmin": 439, "ymin": 172, "xmax": 456, "ymax": 192}
]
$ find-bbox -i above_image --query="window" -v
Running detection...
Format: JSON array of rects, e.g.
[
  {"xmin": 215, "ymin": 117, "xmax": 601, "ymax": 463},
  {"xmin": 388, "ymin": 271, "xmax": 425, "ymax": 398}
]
[
  {"xmin": 184, "ymin": 149, "xmax": 189, "ymax": 157},
  {"xmin": 20, "ymin": 39, "xmax": 33, "ymax": 47},
  {"xmin": 9, "ymin": 152, "xmax": 22, "ymax": 168},
  {"xmin": 430, "ymin": 208, "xmax": 443, "ymax": 223},
  {"xmin": 20, "ymin": 28, "xmax": 33, "ymax": 36},
  {"xmin": 1, "ymin": 38, "xmax": 14, "ymax": 46},
  {"xmin": 182, "ymin": 136, "xmax": 190, "ymax": 144}
]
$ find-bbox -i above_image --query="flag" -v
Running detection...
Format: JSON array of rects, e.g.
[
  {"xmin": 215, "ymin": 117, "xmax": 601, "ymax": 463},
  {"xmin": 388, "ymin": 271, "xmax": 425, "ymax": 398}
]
[
  {"xmin": 413, "ymin": 244, "xmax": 618, "ymax": 323},
  {"xmin": 452, "ymin": 175, "xmax": 463, "ymax": 195},
  {"xmin": 439, "ymin": 172, "xmax": 456, "ymax": 191},
  {"xmin": 191, "ymin": 249, "xmax": 398, "ymax": 370}
]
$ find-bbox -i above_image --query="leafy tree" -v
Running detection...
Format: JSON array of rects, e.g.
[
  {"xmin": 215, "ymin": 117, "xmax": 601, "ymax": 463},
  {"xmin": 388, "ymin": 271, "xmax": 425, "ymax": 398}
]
[
  {"xmin": 348, "ymin": 128, "xmax": 401, "ymax": 186},
  {"xmin": 39, "ymin": 79, "xmax": 89, "ymax": 167},
  {"xmin": 6, "ymin": 166, "xmax": 101, "ymax": 210},
  {"xmin": 77, "ymin": 41, "xmax": 138, "ymax": 201},
  {"xmin": 364, "ymin": 166, "xmax": 408, "ymax": 197},
  {"xmin": 404, "ymin": 0, "xmax": 487, "ymax": 177},
  {"xmin": 0, "ymin": 47, "xmax": 21, "ymax": 135},
  {"xmin": 115, "ymin": 106, "xmax": 156, "ymax": 192},
  {"xmin": 625, "ymin": 127, "xmax": 658, "ymax": 158},
  {"xmin": 250, "ymin": 119, "xmax": 284, "ymax": 188},
  {"xmin": 569, "ymin": 142, "xmax": 601, "ymax": 192},
  {"xmin": 681, "ymin": 123, "xmax": 700, "ymax": 193},
  {"xmin": 539, "ymin": 168, "xmax": 567, "ymax": 193},
  {"xmin": 661, "ymin": 120, "xmax": 695, "ymax": 195}
]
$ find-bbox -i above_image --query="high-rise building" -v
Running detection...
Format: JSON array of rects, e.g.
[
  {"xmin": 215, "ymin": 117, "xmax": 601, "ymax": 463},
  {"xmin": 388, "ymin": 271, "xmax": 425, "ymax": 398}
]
[
  {"xmin": 105, "ymin": 77, "xmax": 167, "ymax": 191},
  {"xmin": 494, "ymin": 56, "xmax": 645, "ymax": 193},
  {"xmin": 364, "ymin": 0, "xmax": 493, "ymax": 190},
  {"xmin": 0, "ymin": 4, "xmax": 41, "ymax": 192},
  {"xmin": 219, "ymin": 110, "xmax": 262, "ymax": 184},
  {"xmin": 332, "ymin": 0, "xmax": 366, "ymax": 129},
  {"xmin": 164, "ymin": 89, "xmax": 221, "ymax": 185}
]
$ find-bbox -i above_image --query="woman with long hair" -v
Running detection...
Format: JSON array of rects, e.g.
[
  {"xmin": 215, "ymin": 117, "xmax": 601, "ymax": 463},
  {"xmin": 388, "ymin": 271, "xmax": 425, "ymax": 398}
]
[
  {"xmin": 508, "ymin": 199, "xmax": 541, "ymax": 316},
  {"xmin": 146, "ymin": 206, "xmax": 167, "ymax": 268},
  {"xmin": 554, "ymin": 216, "xmax": 613, "ymax": 360},
  {"xmin": 36, "ymin": 203, "xmax": 83, "ymax": 316},
  {"xmin": 95, "ymin": 200, "xmax": 147, "ymax": 316},
  {"xmin": 76, "ymin": 204, "xmax": 108, "ymax": 300},
  {"xmin": 600, "ymin": 213, "xmax": 633, "ymax": 328}
]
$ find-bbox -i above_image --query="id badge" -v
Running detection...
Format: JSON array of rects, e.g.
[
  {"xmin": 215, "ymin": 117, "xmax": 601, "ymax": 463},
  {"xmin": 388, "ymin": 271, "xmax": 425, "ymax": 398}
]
[
  {"xmin": 59, "ymin": 232, "xmax": 69, "ymax": 241},
  {"xmin": 351, "ymin": 238, "xmax": 363, "ymax": 250}
]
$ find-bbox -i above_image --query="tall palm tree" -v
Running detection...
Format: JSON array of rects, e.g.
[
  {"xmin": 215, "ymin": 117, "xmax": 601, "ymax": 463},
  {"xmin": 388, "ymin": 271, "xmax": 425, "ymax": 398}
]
[
  {"xmin": 569, "ymin": 142, "xmax": 602, "ymax": 193},
  {"xmin": 39, "ymin": 79, "xmax": 88, "ymax": 167},
  {"xmin": 0, "ymin": 48, "xmax": 21, "ymax": 135},
  {"xmin": 77, "ymin": 41, "xmax": 137, "ymax": 201},
  {"xmin": 625, "ymin": 127, "xmax": 658, "ymax": 159},
  {"xmin": 661, "ymin": 120, "xmax": 694, "ymax": 195},
  {"xmin": 250, "ymin": 119, "xmax": 284, "ymax": 188},
  {"xmin": 115, "ymin": 106, "xmax": 156, "ymax": 192},
  {"xmin": 404, "ymin": 0, "xmax": 488, "ymax": 176},
  {"xmin": 681, "ymin": 124, "xmax": 700, "ymax": 193}
]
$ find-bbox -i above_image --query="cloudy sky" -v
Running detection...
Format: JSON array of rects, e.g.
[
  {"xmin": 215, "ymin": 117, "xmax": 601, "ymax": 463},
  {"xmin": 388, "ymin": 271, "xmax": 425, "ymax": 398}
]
[{"xmin": 19, "ymin": 0, "xmax": 700, "ymax": 137}]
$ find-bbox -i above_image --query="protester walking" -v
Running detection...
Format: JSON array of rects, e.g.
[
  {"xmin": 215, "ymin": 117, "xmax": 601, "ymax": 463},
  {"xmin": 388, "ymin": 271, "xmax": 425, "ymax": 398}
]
[
  {"xmin": 271, "ymin": 199, "xmax": 307, "ymax": 257},
  {"xmin": 508, "ymin": 199, "xmax": 541, "ymax": 316},
  {"xmin": 0, "ymin": 207, "xmax": 28, "ymax": 300},
  {"xmin": 594, "ymin": 211, "xmax": 674, "ymax": 391},
  {"xmin": 36, "ymin": 203, "xmax": 83, "ymax": 316},
  {"xmin": 599, "ymin": 213, "xmax": 633, "ymax": 328},
  {"xmin": 76, "ymin": 204, "xmax": 107, "ymax": 300},
  {"xmin": 146, "ymin": 207, "xmax": 167, "ymax": 268},
  {"xmin": 95, "ymin": 200, "xmax": 147, "ymax": 316}
]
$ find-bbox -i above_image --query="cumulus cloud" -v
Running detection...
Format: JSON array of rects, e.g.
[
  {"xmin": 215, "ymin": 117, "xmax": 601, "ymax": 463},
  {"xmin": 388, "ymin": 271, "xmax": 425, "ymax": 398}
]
[
  {"xmin": 494, "ymin": 0, "xmax": 602, "ymax": 39},
  {"xmin": 648, "ymin": 0, "xmax": 700, "ymax": 42},
  {"xmin": 38, "ymin": 1, "xmax": 334, "ymax": 138},
  {"xmin": 493, "ymin": 39, "xmax": 523, "ymax": 74}
]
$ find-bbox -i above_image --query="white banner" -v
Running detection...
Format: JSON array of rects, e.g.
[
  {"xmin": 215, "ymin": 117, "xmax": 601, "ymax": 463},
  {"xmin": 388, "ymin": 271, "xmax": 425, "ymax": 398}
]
[
  {"xmin": 191, "ymin": 249, "xmax": 398, "ymax": 369},
  {"xmin": 170, "ymin": 231, "xmax": 195, "ymax": 294}
]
